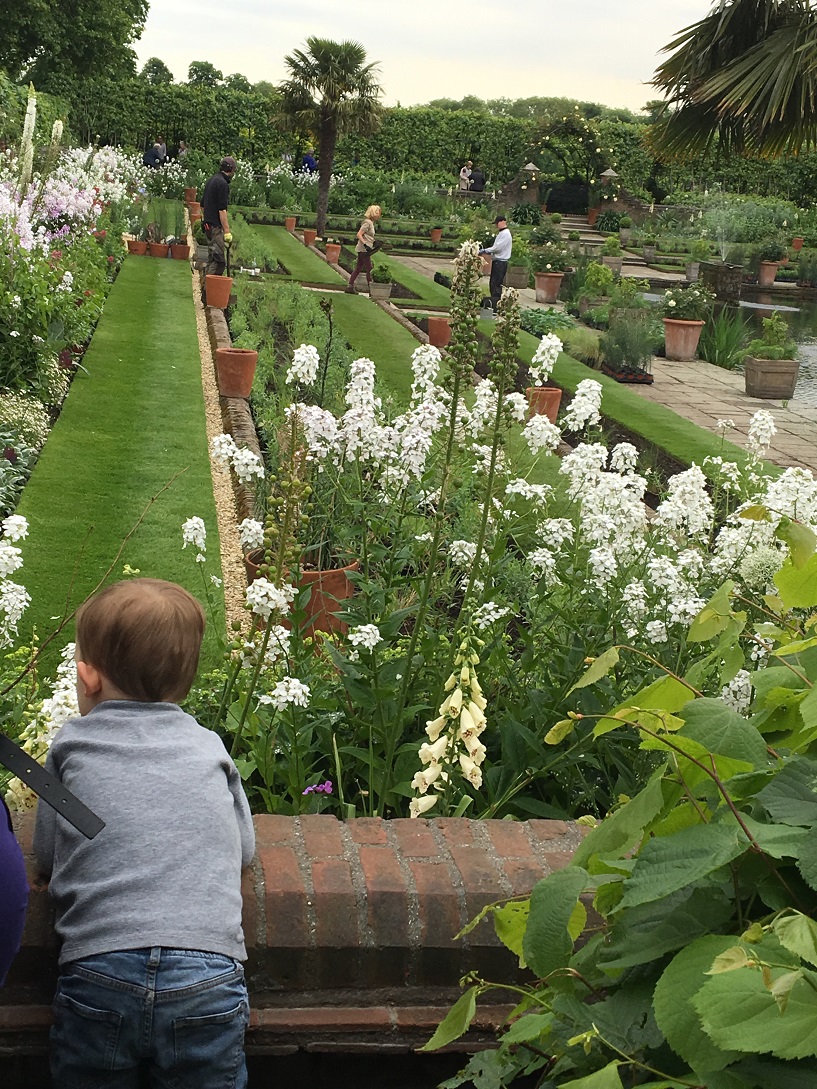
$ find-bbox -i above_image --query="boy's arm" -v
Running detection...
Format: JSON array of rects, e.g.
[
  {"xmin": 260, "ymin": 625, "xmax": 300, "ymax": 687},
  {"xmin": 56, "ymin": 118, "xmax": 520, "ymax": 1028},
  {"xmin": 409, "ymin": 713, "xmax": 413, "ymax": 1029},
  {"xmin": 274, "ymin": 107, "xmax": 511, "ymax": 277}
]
[
  {"xmin": 227, "ymin": 761, "xmax": 255, "ymax": 866},
  {"xmin": 32, "ymin": 746, "xmax": 59, "ymax": 876}
]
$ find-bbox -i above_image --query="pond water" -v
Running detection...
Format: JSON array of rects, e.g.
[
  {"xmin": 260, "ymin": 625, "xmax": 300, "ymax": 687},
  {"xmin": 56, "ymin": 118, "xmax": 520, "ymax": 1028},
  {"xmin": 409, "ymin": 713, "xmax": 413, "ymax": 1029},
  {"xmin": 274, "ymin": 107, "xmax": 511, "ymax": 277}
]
[{"xmin": 739, "ymin": 295, "xmax": 817, "ymax": 406}]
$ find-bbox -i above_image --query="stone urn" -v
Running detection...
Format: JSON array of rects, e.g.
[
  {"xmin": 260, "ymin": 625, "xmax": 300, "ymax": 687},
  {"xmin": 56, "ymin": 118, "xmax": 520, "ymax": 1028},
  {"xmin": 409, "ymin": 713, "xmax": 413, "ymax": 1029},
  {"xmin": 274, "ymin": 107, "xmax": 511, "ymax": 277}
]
[{"xmin": 534, "ymin": 271, "xmax": 564, "ymax": 304}]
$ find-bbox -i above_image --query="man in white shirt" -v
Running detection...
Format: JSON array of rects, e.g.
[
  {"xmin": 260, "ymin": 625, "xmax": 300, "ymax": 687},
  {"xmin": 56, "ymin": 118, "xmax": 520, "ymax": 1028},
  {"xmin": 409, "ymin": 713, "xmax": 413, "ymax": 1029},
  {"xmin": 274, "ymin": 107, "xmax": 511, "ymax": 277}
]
[{"xmin": 479, "ymin": 215, "xmax": 512, "ymax": 312}]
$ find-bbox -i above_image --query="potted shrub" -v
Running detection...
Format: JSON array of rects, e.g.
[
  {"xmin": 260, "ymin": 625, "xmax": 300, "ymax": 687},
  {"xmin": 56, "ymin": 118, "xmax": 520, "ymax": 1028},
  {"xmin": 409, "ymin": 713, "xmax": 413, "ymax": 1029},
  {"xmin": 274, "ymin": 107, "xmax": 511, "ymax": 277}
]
[
  {"xmin": 505, "ymin": 238, "xmax": 531, "ymax": 289},
  {"xmin": 579, "ymin": 260, "xmax": 615, "ymax": 315},
  {"xmin": 369, "ymin": 262, "xmax": 394, "ymax": 301},
  {"xmin": 531, "ymin": 244, "xmax": 568, "ymax": 303},
  {"xmin": 743, "ymin": 311, "xmax": 800, "ymax": 399},
  {"xmin": 600, "ymin": 233, "xmax": 623, "ymax": 275},
  {"xmin": 661, "ymin": 282, "xmax": 715, "ymax": 360},
  {"xmin": 641, "ymin": 231, "xmax": 657, "ymax": 263},
  {"xmin": 525, "ymin": 332, "xmax": 564, "ymax": 421},
  {"xmin": 618, "ymin": 214, "xmax": 633, "ymax": 244},
  {"xmin": 600, "ymin": 313, "xmax": 657, "ymax": 384},
  {"xmin": 757, "ymin": 238, "xmax": 787, "ymax": 285},
  {"xmin": 686, "ymin": 238, "xmax": 710, "ymax": 281},
  {"xmin": 567, "ymin": 230, "xmax": 581, "ymax": 242},
  {"xmin": 549, "ymin": 212, "xmax": 562, "ymax": 225},
  {"xmin": 169, "ymin": 207, "xmax": 190, "ymax": 259}
]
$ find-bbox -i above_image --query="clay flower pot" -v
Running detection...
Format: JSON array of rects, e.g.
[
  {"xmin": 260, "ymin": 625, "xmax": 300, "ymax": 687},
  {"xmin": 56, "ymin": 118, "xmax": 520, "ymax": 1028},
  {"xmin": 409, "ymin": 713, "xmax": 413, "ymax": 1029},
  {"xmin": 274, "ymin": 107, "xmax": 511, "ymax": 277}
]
[
  {"xmin": 205, "ymin": 275, "xmax": 234, "ymax": 308},
  {"xmin": 215, "ymin": 348, "xmax": 258, "ymax": 398},
  {"xmin": 534, "ymin": 271, "xmax": 564, "ymax": 304},
  {"xmin": 758, "ymin": 261, "xmax": 780, "ymax": 287},
  {"xmin": 148, "ymin": 242, "xmax": 168, "ymax": 258},
  {"xmin": 245, "ymin": 552, "xmax": 360, "ymax": 638},
  {"xmin": 127, "ymin": 240, "xmax": 148, "ymax": 255},
  {"xmin": 189, "ymin": 212, "xmax": 202, "ymax": 225},
  {"xmin": 184, "ymin": 187, "xmax": 197, "ymax": 203},
  {"xmin": 587, "ymin": 208, "xmax": 600, "ymax": 226},
  {"xmin": 429, "ymin": 228, "xmax": 443, "ymax": 244},
  {"xmin": 427, "ymin": 316, "xmax": 451, "ymax": 347},
  {"xmin": 324, "ymin": 242, "xmax": 341, "ymax": 263},
  {"xmin": 284, "ymin": 216, "xmax": 297, "ymax": 231},
  {"xmin": 302, "ymin": 228, "xmax": 317, "ymax": 247},
  {"xmin": 663, "ymin": 318, "xmax": 705, "ymax": 361},
  {"xmin": 792, "ymin": 237, "xmax": 804, "ymax": 251},
  {"xmin": 170, "ymin": 243, "xmax": 190, "ymax": 260},
  {"xmin": 526, "ymin": 386, "xmax": 562, "ymax": 423}
]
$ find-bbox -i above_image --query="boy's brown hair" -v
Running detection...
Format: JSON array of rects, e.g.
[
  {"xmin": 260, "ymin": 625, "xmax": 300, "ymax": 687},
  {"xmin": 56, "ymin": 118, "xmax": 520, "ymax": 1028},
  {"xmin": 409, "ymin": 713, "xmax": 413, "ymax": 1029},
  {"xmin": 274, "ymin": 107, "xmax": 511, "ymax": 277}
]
[{"xmin": 75, "ymin": 579, "xmax": 205, "ymax": 702}]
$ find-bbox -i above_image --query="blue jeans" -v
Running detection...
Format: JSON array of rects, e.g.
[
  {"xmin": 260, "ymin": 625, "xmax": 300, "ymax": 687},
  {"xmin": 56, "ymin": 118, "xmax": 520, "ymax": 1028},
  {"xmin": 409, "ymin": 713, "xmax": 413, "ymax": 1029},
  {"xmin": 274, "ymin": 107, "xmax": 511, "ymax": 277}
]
[{"xmin": 50, "ymin": 947, "xmax": 249, "ymax": 1089}]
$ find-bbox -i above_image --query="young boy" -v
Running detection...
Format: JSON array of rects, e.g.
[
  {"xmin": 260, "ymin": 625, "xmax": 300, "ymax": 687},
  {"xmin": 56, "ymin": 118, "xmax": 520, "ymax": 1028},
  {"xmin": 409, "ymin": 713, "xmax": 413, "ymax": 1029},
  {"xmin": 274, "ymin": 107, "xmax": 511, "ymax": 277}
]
[{"xmin": 33, "ymin": 579, "xmax": 255, "ymax": 1089}]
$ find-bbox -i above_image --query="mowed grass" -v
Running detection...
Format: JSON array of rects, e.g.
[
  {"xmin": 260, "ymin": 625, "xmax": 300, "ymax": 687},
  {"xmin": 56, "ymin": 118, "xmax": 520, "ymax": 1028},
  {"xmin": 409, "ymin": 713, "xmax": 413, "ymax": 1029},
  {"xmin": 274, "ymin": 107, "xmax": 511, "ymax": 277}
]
[
  {"xmin": 252, "ymin": 226, "xmax": 344, "ymax": 284},
  {"xmin": 17, "ymin": 257, "xmax": 224, "ymax": 667}
]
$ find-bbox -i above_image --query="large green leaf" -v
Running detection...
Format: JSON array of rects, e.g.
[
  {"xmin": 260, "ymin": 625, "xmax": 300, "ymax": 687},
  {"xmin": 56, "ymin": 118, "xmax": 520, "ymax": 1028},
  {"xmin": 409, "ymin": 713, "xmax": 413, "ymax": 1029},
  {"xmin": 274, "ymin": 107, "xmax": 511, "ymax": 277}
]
[
  {"xmin": 567, "ymin": 647, "xmax": 620, "ymax": 695},
  {"xmin": 619, "ymin": 823, "xmax": 745, "ymax": 910},
  {"xmin": 694, "ymin": 965, "xmax": 817, "ymax": 1059},
  {"xmin": 523, "ymin": 869, "xmax": 589, "ymax": 980},
  {"xmin": 776, "ymin": 519, "xmax": 817, "ymax": 568},
  {"xmin": 493, "ymin": 901, "xmax": 529, "ymax": 966},
  {"xmin": 571, "ymin": 773, "xmax": 666, "ymax": 869},
  {"xmin": 420, "ymin": 986, "xmax": 477, "ymax": 1051},
  {"xmin": 678, "ymin": 698, "xmax": 768, "ymax": 767},
  {"xmin": 734, "ymin": 813, "xmax": 810, "ymax": 859},
  {"xmin": 773, "ymin": 913, "xmax": 817, "ymax": 967},
  {"xmin": 654, "ymin": 935, "xmax": 741, "ymax": 1072},
  {"xmin": 500, "ymin": 1012, "xmax": 552, "ymax": 1045},
  {"xmin": 688, "ymin": 581, "xmax": 736, "ymax": 642},
  {"xmin": 599, "ymin": 885, "xmax": 733, "ymax": 969},
  {"xmin": 797, "ymin": 835, "xmax": 817, "ymax": 892},
  {"xmin": 558, "ymin": 1063, "xmax": 623, "ymax": 1089},
  {"xmin": 732, "ymin": 1056, "xmax": 817, "ymax": 1087},
  {"xmin": 775, "ymin": 553, "xmax": 817, "ymax": 609},
  {"xmin": 594, "ymin": 675, "xmax": 693, "ymax": 738},
  {"xmin": 757, "ymin": 758, "xmax": 817, "ymax": 825}
]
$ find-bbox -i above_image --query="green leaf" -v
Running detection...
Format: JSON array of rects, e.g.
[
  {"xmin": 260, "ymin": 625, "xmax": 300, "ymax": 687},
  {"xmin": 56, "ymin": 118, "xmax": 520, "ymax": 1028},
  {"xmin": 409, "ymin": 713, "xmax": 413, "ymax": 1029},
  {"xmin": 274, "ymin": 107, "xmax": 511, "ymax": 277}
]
[
  {"xmin": 776, "ymin": 519, "xmax": 817, "ymax": 568},
  {"xmin": 572, "ymin": 772, "xmax": 667, "ymax": 869},
  {"xmin": 770, "ymin": 969, "xmax": 803, "ymax": 1013},
  {"xmin": 499, "ymin": 1012, "xmax": 552, "ymax": 1045},
  {"xmin": 688, "ymin": 581, "xmax": 736, "ymax": 642},
  {"xmin": 797, "ymin": 836, "xmax": 817, "ymax": 891},
  {"xmin": 594, "ymin": 675, "xmax": 693, "ymax": 738},
  {"xmin": 493, "ymin": 901, "xmax": 529, "ymax": 966},
  {"xmin": 694, "ymin": 965, "xmax": 817, "ymax": 1059},
  {"xmin": 733, "ymin": 814, "xmax": 809, "ymax": 859},
  {"xmin": 567, "ymin": 647, "xmax": 620, "ymax": 695},
  {"xmin": 420, "ymin": 986, "xmax": 478, "ymax": 1051},
  {"xmin": 523, "ymin": 868, "xmax": 589, "ymax": 980},
  {"xmin": 732, "ymin": 1056, "xmax": 817, "ymax": 1087},
  {"xmin": 678, "ymin": 698, "xmax": 768, "ymax": 767},
  {"xmin": 772, "ymin": 913, "xmax": 817, "ymax": 968},
  {"xmin": 758, "ymin": 758, "xmax": 817, "ymax": 825},
  {"xmin": 776, "ymin": 553, "xmax": 817, "ymax": 609},
  {"xmin": 568, "ymin": 900, "xmax": 587, "ymax": 941},
  {"xmin": 619, "ymin": 823, "xmax": 745, "ymax": 910},
  {"xmin": 772, "ymin": 634, "xmax": 817, "ymax": 658},
  {"xmin": 558, "ymin": 1064, "xmax": 623, "ymax": 1089},
  {"xmin": 545, "ymin": 718, "xmax": 576, "ymax": 745},
  {"xmin": 708, "ymin": 946, "xmax": 752, "ymax": 974},
  {"xmin": 740, "ymin": 505, "xmax": 772, "ymax": 522},
  {"xmin": 653, "ymin": 935, "xmax": 742, "ymax": 1072}
]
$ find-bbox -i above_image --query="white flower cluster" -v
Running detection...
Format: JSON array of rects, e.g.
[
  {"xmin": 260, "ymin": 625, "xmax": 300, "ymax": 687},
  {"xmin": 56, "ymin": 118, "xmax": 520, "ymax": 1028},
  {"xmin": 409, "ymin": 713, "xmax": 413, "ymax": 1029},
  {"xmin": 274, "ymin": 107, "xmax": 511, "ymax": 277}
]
[
  {"xmin": 522, "ymin": 413, "xmax": 561, "ymax": 456},
  {"xmin": 181, "ymin": 516, "xmax": 207, "ymax": 563},
  {"xmin": 260, "ymin": 677, "xmax": 311, "ymax": 711},
  {"xmin": 209, "ymin": 433, "xmax": 265, "ymax": 484},
  {"xmin": 562, "ymin": 379, "xmax": 602, "ymax": 431},
  {"xmin": 286, "ymin": 343, "xmax": 320, "ymax": 386},
  {"xmin": 347, "ymin": 623, "xmax": 383, "ymax": 660},
  {"xmin": 410, "ymin": 634, "xmax": 488, "ymax": 816},
  {"xmin": 245, "ymin": 577, "xmax": 296, "ymax": 620},
  {"xmin": 238, "ymin": 518, "xmax": 265, "ymax": 553},
  {"xmin": 529, "ymin": 333, "xmax": 563, "ymax": 387},
  {"xmin": 721, "ymin": 669, "xmax": 752, "ymax": 714},
  {"xmin": 472, "ymin": 601, "xmax": 510, "ymax": 630}
]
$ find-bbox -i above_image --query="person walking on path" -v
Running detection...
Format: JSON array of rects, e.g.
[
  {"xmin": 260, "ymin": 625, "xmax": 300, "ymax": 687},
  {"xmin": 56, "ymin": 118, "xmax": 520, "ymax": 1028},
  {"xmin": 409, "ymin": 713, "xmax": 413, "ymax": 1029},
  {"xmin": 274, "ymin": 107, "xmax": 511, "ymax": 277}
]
[
  {"xmin": 480, "ymin": 214, "xmax": 512, "ymax": 312},
  {"xmin": 34, "ymin": 578, "xmax": 256, "ymax": 1089},
  {"xmin": 346, "ymin": 204, "xmax": 382, "ymax": 293},
  {"xmin": 202, "ymin": 156, "xmax": 236, "ymax": 277},
  {"xmin": 459, "ymin": 160, "xmax": 473, "ymax": 190}
]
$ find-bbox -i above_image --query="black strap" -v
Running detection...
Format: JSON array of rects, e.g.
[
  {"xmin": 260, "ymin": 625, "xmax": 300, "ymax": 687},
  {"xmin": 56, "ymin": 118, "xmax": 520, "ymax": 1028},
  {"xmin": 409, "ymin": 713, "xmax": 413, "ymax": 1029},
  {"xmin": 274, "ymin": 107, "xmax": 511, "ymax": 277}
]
[{"xmin": 0, "ymin": 734, "xmax": 105, "ymax": 840}]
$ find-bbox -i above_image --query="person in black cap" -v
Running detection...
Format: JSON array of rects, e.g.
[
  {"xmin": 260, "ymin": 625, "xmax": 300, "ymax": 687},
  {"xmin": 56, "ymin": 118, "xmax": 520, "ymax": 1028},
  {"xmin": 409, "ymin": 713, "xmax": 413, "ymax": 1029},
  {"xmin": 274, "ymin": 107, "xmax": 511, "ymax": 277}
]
[
  {"xmin": 201, "ymin": 156, "xmax": 237, "ymax": 277},
  {"xmin": 479, "ymin": 214, "xmax": 512, "ymax": 312}
]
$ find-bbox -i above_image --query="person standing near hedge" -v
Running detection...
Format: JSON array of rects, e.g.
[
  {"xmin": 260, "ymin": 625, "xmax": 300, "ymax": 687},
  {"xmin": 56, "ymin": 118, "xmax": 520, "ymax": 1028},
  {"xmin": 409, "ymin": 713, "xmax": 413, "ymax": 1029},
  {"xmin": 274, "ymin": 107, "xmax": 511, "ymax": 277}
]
[
  {"xmin": 459, "ymin": 160, "xmax": 473, "ymax": 191},
  {"xmin": 479, "ymin": 214, "xmax": 512, "ymax": 312},
  {"xmin": 346, "ymin": 204, "xmax": 382, "ymax": 294},
  {"xmin": 202, "ymin": 156, "xmax": 236, "ymax": 277}
]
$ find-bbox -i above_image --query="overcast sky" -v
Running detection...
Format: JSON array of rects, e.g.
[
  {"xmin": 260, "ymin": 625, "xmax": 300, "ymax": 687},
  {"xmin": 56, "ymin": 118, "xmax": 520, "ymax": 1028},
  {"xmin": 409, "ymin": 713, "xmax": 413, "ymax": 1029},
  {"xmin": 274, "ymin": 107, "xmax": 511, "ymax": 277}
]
[{"xmin": 135, "ymin": 0, "xmax": 709, "ymax": 112}]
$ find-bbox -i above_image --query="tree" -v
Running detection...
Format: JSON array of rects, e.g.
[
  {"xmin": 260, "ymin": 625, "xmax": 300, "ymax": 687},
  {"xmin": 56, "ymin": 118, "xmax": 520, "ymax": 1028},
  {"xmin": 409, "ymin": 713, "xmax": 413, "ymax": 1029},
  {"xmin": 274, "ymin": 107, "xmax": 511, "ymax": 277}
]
[
  {"xmin": 652, "ymin": 0, "xmax": 817, "ymax": 158},
  {"xmin": 140, "ymin": 57, "xmax": 174, "ymax": 85},
  {"xmin": 224, "ymin": 73, "xmax": 252, "ymax": 92},
  {"xmin": 0, "ymin": 0, "xmax": 147, "ymax": 89},
  {"xmin": 278, "ymin": 37, "xmax": 383, "ymax": 235},
  {"xmin": 187, "ymin": 61, "xmax": 223, "ymax": 87}
]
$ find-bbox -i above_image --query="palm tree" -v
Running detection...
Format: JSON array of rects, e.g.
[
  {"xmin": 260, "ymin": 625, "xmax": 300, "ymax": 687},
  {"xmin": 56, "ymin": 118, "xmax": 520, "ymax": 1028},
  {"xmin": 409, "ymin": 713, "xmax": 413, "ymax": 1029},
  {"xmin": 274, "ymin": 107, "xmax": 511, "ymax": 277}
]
[
  {"xmin": 278, "ymin": 38, "xmax": 383, "ymax": 236},
  {"xmin": 651, "ymin": 0, "xmax": 817, "ymax": 159}
]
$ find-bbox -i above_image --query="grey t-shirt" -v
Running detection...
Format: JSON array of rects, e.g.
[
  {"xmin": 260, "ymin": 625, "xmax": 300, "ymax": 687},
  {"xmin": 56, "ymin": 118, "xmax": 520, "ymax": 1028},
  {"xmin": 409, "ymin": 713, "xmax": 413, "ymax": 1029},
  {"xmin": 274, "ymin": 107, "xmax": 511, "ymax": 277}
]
[{"xmin": 33, "ymin": 700, "xmax": 255, "ymax": 965}]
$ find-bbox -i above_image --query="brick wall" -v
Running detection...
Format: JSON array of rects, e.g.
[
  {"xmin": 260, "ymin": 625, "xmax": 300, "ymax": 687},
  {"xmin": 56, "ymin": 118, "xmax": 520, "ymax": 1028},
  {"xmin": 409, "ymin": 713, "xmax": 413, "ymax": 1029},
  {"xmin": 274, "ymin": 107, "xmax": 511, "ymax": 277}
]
[{"xmin": 2, "ymin": 813, "xmax": 583, "ymax": 1057}]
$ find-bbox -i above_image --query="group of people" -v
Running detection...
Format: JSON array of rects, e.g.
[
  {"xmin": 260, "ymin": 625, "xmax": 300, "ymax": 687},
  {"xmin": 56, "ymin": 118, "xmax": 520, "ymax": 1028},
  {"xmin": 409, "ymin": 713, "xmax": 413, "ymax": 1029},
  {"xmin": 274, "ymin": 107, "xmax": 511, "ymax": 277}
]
[
  {"xmin": 458, "ymin": 160, "xmax": 486, "ymax": 193},
  {"xmin": 143, "ymin": 137, "xmax": 189, "ymax": 168}
]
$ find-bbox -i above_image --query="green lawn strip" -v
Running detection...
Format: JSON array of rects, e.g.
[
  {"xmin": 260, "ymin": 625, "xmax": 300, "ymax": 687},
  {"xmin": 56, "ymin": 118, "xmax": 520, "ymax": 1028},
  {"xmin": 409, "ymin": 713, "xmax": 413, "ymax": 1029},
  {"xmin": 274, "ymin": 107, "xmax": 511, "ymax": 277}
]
[
  {"xmin": 252, "ymin": 226, "xmax": 343, "ymax": 284},
  {"xmin": 509, "ymin": 325, "xmax": 774, "ymax": 476},
  {"xmin": 16, "ymin": 257, "xmax": 224, "ymax": 669},
  {"xmin": 375, "ymin": 255, "xmax": 452, "ymax": 307}
]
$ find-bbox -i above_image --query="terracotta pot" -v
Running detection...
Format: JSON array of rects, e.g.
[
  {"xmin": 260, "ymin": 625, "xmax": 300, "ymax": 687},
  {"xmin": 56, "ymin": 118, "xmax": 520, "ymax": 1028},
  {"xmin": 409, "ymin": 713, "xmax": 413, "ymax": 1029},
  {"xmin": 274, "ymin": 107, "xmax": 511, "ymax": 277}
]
[
  {"xmin": 663, "ymin": 318, "xmax": 705, "ymax": 361},
  {"xmin": 587, "ymin": 208, "xmax": 600, "ymax": 226},
  {"xmin": 245, "ymin": 552, "xmax": 359, "ymax": 638},
  {"xmin": 429, "ymin": 228, "xmax": 443, "ymax": 243},
  {"xmin": 744, "ymin": 357, "xmax": 799, "ymax": 400},
  {"xmin": 205, "ymin": 275, "xmax": 234, "ymax": 308},
  {"xmin": 526, "ymin": 386, "xmax": 562, "ymax": 423},
  {"xmin": 127, "ymin": 240, "xmax": 148, "ymax": 255},
  {"xmin": 184, "ymin": 187, "xmax": 197, "ymax": 203},
  {"xmin": 215, "ymin": 348, "xmax": 258, "ymax": 398},
  {"xmin": 758, "ymin": 261, "xmax": 780, "ymax": 287},
  {"xmin": 369, "ymin": 282, "xmax": 393, "ymax": 301},
  {"xmin": 534, "ymin": 271, "xmax": 564, "ymax": 304},
  {"xmin": 148, "ymin": 242, "xmax": 169, "ymax": 258},
  {"xmin": 187, "ymin": 201, "xmax": 201, "ymax": 216},
  {"xmin": 284, "ymin": 216, "xmax": 297, "ymax": 231},
  {"xmin": 189, "ymin": 212, "xmax": 202, "ymax": 225},
  {"xmin": 792, "ymin": 237, "xmax": 804, "ymax": 251},
  {"xmin": 324, "ymin": 242, "xmax": 341, "ymax": 263},
  {"xmin": 170, "ymin": 243, "xmax": 190, "ymax": 260},
  {"xmin": 302, "ymin": 228, "xmax": 317, "ymax": 247},
  {"xmin": 427, "ymin": 316, "xmax": 451, "ymax": 347}
]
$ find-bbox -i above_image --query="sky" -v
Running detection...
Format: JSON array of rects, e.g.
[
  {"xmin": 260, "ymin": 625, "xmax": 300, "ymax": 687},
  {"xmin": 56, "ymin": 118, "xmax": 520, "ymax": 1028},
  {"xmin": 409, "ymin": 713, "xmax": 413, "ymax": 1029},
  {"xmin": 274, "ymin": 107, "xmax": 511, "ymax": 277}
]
[{"xmin": 134, "ymin": 0, "xmax": 709, "ymax": 113}]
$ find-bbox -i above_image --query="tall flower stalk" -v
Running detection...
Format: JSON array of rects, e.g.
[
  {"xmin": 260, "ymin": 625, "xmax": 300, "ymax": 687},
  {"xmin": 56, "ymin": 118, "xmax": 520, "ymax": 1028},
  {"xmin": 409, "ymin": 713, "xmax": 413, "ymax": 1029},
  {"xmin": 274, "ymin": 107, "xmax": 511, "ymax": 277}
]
[{"xmin": 17, "ymin": 86, "xmax": 37, "ymax": 197}]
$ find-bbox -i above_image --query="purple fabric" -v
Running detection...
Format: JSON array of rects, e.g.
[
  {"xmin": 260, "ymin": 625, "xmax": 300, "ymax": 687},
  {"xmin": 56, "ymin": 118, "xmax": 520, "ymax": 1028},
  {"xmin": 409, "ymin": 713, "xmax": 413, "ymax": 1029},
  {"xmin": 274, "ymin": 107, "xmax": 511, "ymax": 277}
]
[{"xmin": 0, "ymin": 796, "xmax": 27, "ymax": 986}]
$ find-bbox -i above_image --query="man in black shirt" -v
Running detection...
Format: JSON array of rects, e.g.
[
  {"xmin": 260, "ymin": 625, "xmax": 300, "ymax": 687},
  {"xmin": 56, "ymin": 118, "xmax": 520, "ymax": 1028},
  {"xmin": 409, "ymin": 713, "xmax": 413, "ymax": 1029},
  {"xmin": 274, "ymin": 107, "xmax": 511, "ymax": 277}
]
[
  {"xmin": 469, "ymin": 165, "xmax": 486, "ymax": 193},
  {"xmin": 201, "ymin": 156, "xmax": 237, "ymax": 276}
]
